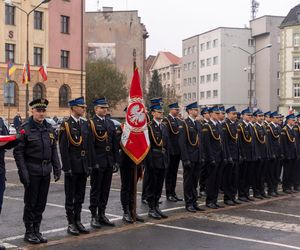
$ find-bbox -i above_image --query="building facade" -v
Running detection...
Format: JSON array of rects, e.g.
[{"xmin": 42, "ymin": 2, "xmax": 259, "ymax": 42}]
[
  {"xmin": 85, "ymin": 7, "xmax": 148, "ymax": 117},
  {"xmin": 0, "ymin": 0, "xmax": 85, "ymax": 120},
  {"xmin": 279, "ymin": 4, "xmax": 300, "ymax": 114}
]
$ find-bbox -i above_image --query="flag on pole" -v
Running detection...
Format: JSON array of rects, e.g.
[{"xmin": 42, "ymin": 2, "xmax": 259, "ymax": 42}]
[
  {"xmin": 5, "ymin": 61, "xmax": 16, "ymax": 83},
  {"xmin": 120, "ymin": 68, "xmax": 150, "ymax": 164},
  {"xmin": 22, "ymin": 62, "xmax": 31, "ymax": 84},
  {"xmin": 38, "ymin": 64, "xmax": 48, "ymax": 81}
]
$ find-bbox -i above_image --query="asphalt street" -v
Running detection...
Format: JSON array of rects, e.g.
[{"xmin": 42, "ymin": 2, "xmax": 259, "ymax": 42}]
[{"xmin": 1, "ymin": 149, "xmax": 300, "ymax": 250}]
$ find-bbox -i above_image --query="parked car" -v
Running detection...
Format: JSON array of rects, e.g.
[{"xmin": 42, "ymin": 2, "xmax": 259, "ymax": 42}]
[{"xmin": 2, "ymin": 118, "xmax": 16, "ymax": 135}]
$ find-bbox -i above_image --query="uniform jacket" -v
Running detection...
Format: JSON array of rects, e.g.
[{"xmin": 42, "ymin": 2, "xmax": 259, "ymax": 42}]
[
  {"xmin": 13, "ymin": 117, "xmax": 61, "ymax": 177},
  {"xmin": 266, "ymin": 122, "xmax": 281, "ymax": 159},
  {"xmin": 252, "ymin": 123, "xmax": 269, "ymax": 160},
  {"xmin": 237, "ymin": 121, "xmax": 254, "ymax": 162},
  {"xmin": 163, "ymin": 115, "xmax": 181, "ymax": 155},
  {"xmin": 281, "ymin": 125, "xmax": 298, "ymax": 160},
  {"xmin": 222, "ymin": 119, "xmax": 239, "ymax": 161}
]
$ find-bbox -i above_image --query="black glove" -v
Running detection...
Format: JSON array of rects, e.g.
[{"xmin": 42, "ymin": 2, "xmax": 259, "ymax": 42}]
[
  {"xmin": 228, "ymin": 157, "xmax": 234, "ymax": 166},
  {"xmin": 183, "ymin": 160, "xmax": 192, "ymax": 169},
  {"xmin": 280, "ymin": 154, "xmax": 284, "ymax": 160},
  {"xmin": 64, "ymin": 169, "xmax": 72, "ymax": 177},
  {"xmin": 271, "ymin": 154, "xmax": 276, "ymax": 160},
  {"xmin": 113, "ymin": 163, "xmax": 119, "ymax": 173},
  {"xmin": 54, "ymin": 174, "xmax": 60, "ymax": 182},
  {"xmin": 223, "ymin": 158, "xmax": 228, "ymax": 165},
  {"xmin": 239, "ymin": 155, "xmax": 243, "ymax": 164},
  {"xmin": 86, "ymin": 168, "xmax": 92, "ymax": 177},
  {"xmin": 19, "ymin": 170, "xmax": 30, "ymax": 188},
  {"xmin": 210, "ymin": 160, "xmax": 216, "ymax": 167}
]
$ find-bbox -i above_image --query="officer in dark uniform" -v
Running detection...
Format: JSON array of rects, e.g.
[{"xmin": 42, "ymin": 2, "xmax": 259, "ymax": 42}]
[
  {"xmin": 222, "ymin": 106, "xmax": 241, "ymax": 205},
  {"xmin": 13, "ymin": 99, "xmax": 61, "ymax": 244},
  {"xmin": 252, "ymin": 109, "xmax": 270, "ymax": 199},
  {"xmin": 142, "ymin": 97, "xmax": 163, "ymax": 204},
  {"xmin": 281, "ymin": 113, "xmax": 298, "ymax": 194},
  {"xmin": 179, "ymin": 102, "xmax": 205, "ymax": 212},
  {"xmin": 203, "ymin": 106, "xmax": 224, "ymax": 209},
  {"xmin": 293, "ymin": 114, "xmax": 300, "ymax": 191},
  {"xmin": 146, "ymin": 102, "xmax": 169, "ymax": 219},
  {"xmin": 266, "ymin": 111, "xmax": 282, "ymax": 196},
  {"xmin": 13, "ymin": 112, "xmax": 22, "ymax": 131},
  {"xmin": 163, "ymin": 102, "xmax": 183, "ymax": 202},
  {"xmin": 59, "ymin": 97, "xmax": 91, "ymax": 236},
  {"xmin": 89, "ymin": 98, "xmax": 119, "ymax": 228},
  {"xmin": 237, "ymin": 108, "xmax": 255, "ymax": 202},
  {"xmin": 264, "ymin": 111, "xmax": 271, "ymax": 126}
]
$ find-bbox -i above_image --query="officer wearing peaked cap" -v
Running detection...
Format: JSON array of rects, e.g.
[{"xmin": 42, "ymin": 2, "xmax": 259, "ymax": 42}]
[
  {"xmin": 294, "ymin": 113, "xmax": 300, "ymax": 191},
  {"xmin": 13, "ymin": 98, "xmax": 61, "ymax": 244},
  {"xmin": 163, "ymin": 102, "xmax": 183, "ymax": 202},
  {"xmin": 59, "ymin": 97, "xmax": 91, "ymax": 236},
  {"xmin": 89, "ymin": 97, "xmax": 119, "ymax": 228}
]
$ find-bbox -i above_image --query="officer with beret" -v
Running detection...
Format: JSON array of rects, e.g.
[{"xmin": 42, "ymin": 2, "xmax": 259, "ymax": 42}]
[
  {"xmin": 281, "ymin": 113, "xmax": 298, "ymax": 194},
  {"xmin": 13, "ymin": 99, "xmax": 61, "ymax": 244},
  {"xmin": 163, "ymin": 102, "xmax": 183, "ymax": 202},
  {"xmin": 59, "ymin": 97, "xmax": 91, "ymax": 235},
  {"xmin": 89, "ymin": 98, "xmax": 119, "ymax": 228},
  {"xmin": 146, "ymin": 102, "xmax": 169, "ymax": 219},
  {"xmin": 222, "ymin": 106, "xmax": 241, "ymax": 205}
]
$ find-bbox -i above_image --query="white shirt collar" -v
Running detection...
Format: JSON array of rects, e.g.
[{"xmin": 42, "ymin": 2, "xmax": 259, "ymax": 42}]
[
  {"xmin": 256, "ymin": 122, "xmax": 263, "ymax": 127},
  {"xmin": 189, "ymin": 116, "xmax": 196, "ymax": 123},
  {"xmin": 71, "ymin": 115, "xmax": 80, "ymax": 123},
  {"xmin": 287, "ymin": 124, "xmax": 294, "ymax": 130},
  {"xmin": 271, "ymin": 121, "xmax": 277, "ymax": 127},
  {"xmin": 211, "ymin": 119, "xmax": 217, "ymax": 126},
  {"xmin": 153, "ymin": 119, "xmax": 161, "ymax": 126},
  {"xmin": 96, "ymin": 114, "xmax": 105, "ymax": 121},
  {"xmin": 243, "ymin": 120, "xmax": 249, "ymax": 126},
  {"xmin": 169, "ymin": 113, "xmax": 176, "ymax": 119}
]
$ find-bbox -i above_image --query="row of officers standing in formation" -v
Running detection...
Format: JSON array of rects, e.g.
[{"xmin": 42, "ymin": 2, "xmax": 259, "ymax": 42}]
[{"xmin": 0, "ymin": 95, "xmax": 299, "ymax": 247}]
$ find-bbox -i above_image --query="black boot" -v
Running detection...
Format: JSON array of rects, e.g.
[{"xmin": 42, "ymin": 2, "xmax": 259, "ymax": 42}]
[
  {"xmin": 134, "ymin": 213, "xmax": 145, "ymax": 223},
  {"xmin": 122, "ymin": 206, "xmax": 134, "ymax": 224},
  {"xmin": 75, "ymin": 214, "xmax": 90, "ymax": 234},
  {"xmin": 24, "ymin": 223, "xmax": 40, "ymax": 244},
  {"xmin": 148, "ymin": 202, "xmax": 161, "ymax": 220},
  {"xmin": 155, "ymin": 206, "xmax": 168, "ymax": 219},
  {"xmin": 0, "ymin": 245, "xmax": 5, "ymax": 250},
  {"xmin": 67, "ymin": 214, "xmax": 80, "ymax": 236},
  {"xmin": 33, "ymin": 223, "xmax": 47, "ymax": 243},
  {"xmin": 98, "ymin": 211, "xmax": 115, "ymax": 226},
  {"xmin": 91, "ymin": 216, "xmax": 102, "ymax": 229}
]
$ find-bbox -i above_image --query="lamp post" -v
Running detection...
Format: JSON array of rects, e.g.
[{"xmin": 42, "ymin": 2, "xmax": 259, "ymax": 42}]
[
  {"xmin": 5, "ymin": 0, "xmax": 51, "ymax": 118},
  {"xmin": 232, "ymin": 43, "xmax": 272, "ymax": 108}
]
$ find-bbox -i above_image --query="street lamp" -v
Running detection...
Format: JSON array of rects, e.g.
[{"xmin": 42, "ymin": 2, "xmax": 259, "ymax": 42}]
[
  {"xmin": 4, "ymin": 0, "xmax": 51, "ymax": 118},
  {"xmin": 232, "ymin": 43, "xmax": 272, "ymax": 108}
]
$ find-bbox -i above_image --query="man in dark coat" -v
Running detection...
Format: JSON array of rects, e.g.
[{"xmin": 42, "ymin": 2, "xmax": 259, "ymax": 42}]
[
  {"xmin": 13, "ymin": 99, "xmax": 61, "ymax": 244},
  {"xmin": 13, "ymin": 112, "xmax": 22, "ymax": 131}
]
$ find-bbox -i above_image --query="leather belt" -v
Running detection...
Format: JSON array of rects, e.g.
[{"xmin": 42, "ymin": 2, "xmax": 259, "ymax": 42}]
[
  {"xmin": 152, "ymin": 148, "xmax": 166, "ymax": 154},
  {"xmin": 27, "ymin": 158, "xmax": 50, "ymax": 166}
]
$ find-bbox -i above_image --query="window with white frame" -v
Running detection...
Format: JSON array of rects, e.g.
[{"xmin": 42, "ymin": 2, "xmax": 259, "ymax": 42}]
[
  {"xmin": 206, "ymin": 90, "xmax": 211, "ymax": 98},
  {"xmin": 192, "ymin": 92, "xmax": 196, "ymax": 100},
  {"xmin": 183, "ymin": 48, "xmax": 187, "ymax": 56},
  {"xmin": 277, "ymin": 71, "xmax": 280, "ymax": 79},
  {"xmin": 206, "ymin": 58, "xmax": 211, "ymax": 66},
  {"xmin": 193, "ymin": 61, "xmax": 196, "ymax": 69},
  {"xmin": 200, "ymin": 91, "xmax": 205, "ymax": 99},
  {"xmin": 213, "ymin": 73, "xmax": 218, "ymax": 81},
  {"xmin": 294, "ymin": 83, "xmax": 300, "ymax": 97},
  {"xmin": 206, "ymin": 41, "xmax": 211, "ymax": 50},
  {"xmin": 294, "ymin": 57, "xmax": 300, "ymax": 70},
  {"xmin": 184, "ymin": 93, "xmax": 187, "ymax": 100},
  {"xmin": 248, "ymin": 39, "xmax": 255, "ymax": 47},
  {"xmin": 188, "ymin": 93, "xmax": 191, "ymax": 100},
  {"xmin": 206, "ymin": 74, "xmax": 211, "ymax": 82},
  {"xmin": 213, "ymin": 56, "xmax": 218, "ymax": 65},
  {"xmin": 294, "ymin": 34, "xmax": 300, "ymax": 46},
  {"xmin": 213, "ymin": 39, "xmax": 218, "ymax": 48},
  {"xmin": 213, "ymin": 90, "xmax": 218, "ymax": 98},
  {"xmin": 200, "ymin": 43, "xmax": 205, "ymax": 51},
  {"xmin": 200, "ymin": 75, "xmax": 205, "ymax": 83},
  {"xmin": 188, "ymin": 47, "xmax": 191, "ymax": 54},
  {"xmin": 200, "ymin": 59, "xmax": 205, "ymax": 68}
]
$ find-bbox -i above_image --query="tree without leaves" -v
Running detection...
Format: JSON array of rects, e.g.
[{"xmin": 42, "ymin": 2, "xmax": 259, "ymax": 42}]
[{"xmin": 86, "ymin": 59, "xmax": 128, "ymax": 114}]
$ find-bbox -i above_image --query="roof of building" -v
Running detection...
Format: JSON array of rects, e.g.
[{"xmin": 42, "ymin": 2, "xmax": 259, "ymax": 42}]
[
  {"xmin": 145, "ymin": 55, "xmax": 156, "ymax": 72},
  {"xmin": 280, "ymin": 4, "xmax": 300, "ymax": 28},
  {"xmin": 162, "ymin": 52, "xmax": 181, "ymax": 65}
]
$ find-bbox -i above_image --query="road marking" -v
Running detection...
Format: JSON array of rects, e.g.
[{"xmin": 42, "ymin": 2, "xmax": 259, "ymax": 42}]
[
  {"xmin": 3, "ymin": 196, "xmax": 122, "ymax": 219},
  {"xmin": 5, "ymin": 169, "xmax": 17, "ymax": 172},
  {"xmin": 149, "ymin": 223, "xmax": 300, "ymax": 250},
  {"xmin": 249, "ymin": 209, "xmax": 300, "ymax": 219},
  {"xmin": 1, "ymin": 242, "xmax": 17, "ymax": 249},
  {"xmin": 5, "ymin": 157, "xmax": 15, "ymax": 161}
]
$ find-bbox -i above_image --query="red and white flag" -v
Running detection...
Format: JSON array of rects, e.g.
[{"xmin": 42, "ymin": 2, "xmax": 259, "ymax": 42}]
[
  {"xmin": 121, "ymin": 68, "xmax": 150, "ymax": 165},
  {"xmin": 39, "ymin": 64, "xmax": 48, "ymax": 81}
]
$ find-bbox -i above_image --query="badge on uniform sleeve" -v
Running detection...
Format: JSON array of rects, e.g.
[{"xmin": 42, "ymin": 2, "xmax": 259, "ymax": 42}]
[{"xmin": 49, "ymin": 133, "xmax": 55, "ymax": 139}]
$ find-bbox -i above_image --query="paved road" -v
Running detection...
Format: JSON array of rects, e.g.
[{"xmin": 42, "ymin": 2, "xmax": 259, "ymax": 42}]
[{"xmin": 1, "ymin": 150, "xmax": 300, "ymax": 250}]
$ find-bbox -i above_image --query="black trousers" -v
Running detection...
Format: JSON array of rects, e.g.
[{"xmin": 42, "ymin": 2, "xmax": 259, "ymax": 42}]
[
  {"xmin": 0, "ymin": 173, "xmax": 5, "ymax": 214},
  {"xmin": 223, "ymin": 161, "xmax": 238, "ymax": 201},
  {"xmin": 65, "ymin": 173, "xmax": 87, "ymax": 220},
  {"xmin": 238, "ymin": 161, "xmax": 254, "ymax": 198},
  {"xmin": 198, "ymin": 162, "xmax": 207, "ymax": 192},
  {"xmin": 266, "ymin": 159, "xmax": 279, "ymax": 193},
  {"xmin": 142, "ymin": 164, "xmax": 151, "ymax": 201},
  {"xmin": 89, "ymin": 166, "xmax": 113, "ymax": 216},
  {"xmin": 184, "ymin": 162, "xmax": 201, "ymax": 207},
  {"xmin": 283, "ymin": 159, "xmax": 296, "ymax": 191},
  {"xmin": 165, "ymin": 154, "xmax": 181, "ymax": 197},
  {"xmin": 147, "ymin": 168, "xmax": 165, "ymax": 207},
  {"xmin": 23, "ymin": 174, "xmax": 50, "ymax": 224},
  {"xmin": 253, "ymin": 159, "xmax": 267, "ymax": 196},
  {"xmin": 293, "ymin": 159, "xmax": 300, "ymax": 188},
  {"xmin": 206, "ymin": 161, "xmax": 221, "ymax": 204}
]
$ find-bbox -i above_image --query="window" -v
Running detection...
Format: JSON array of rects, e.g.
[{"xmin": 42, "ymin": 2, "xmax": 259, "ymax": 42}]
[
  {"xmin": 34, "ymin": 47, "xmax": 43, "ymax": 66},
  {"xmin": 163, "ymin": 73, "xmax": 166, "ymax": 80},
  {"xmin": 188, "ymin": 93, "xmax": 191, "ymax": 100},
  {"xmin": 200, "ymin": 91, "xmax": 205, "ymax": 99},
  {"xmin": 294, "ymin": 34, "xmax": 300, "ymax": 47},
  {"xmin": 200, "ymin": 75, "xmax": 205, "ymax": 83},
  {"xmin": 192, "ymin": 77, "xmax": 196, "ymax": 84},
  {"xmin": 192, "ymin": 92, "xmax": 196, "ymax": 100},
  {"xmin": 188, "ymin": 47, "xmax": 191, "ymax": 55},
  {"xmin": 177, "ymin": 70, "xmax": 180, "ymax": 78},
  {"xmin": 34, "ymin": 11, "xmax": 43, "ymax": 30},
  {"xmin": 206, "ymin": 90, "xmax": 211, "ymax": 98},
  {"xmin": 294, "ymin": 57, "xmax": 300, "ymax": 70},
  {"xmin": 33, "ymin": 83, "xmax": 46, "ymax": 100},
  {"xmin": 213, "ymin": 39, "xmax": 218, "ymax": 48},
  {"xmin": 5, "ymin": 43, "xmax": 15, "ymax": 63},
  {"xmin": 61, "ymin": 50, "xmax": 69, "ymax": 68},
  {"xmin": 248, "ymin": 39, "xmax": 255, "ymax": 47},
  {"xmin": 277, "ymin": 53, "xmax": 280, "ymax": 62},
  {"xmin": 213, "ymin": 90, "xmax": 218, "ymax": 98},
  {"xmin": 200, "ymin": 43, "xmax": 205, "ymax": 51},
  {"xmin": 61, "ymin": 15, "xmax": 70, "ymax": 33},
  {"xmin": 277, "ymin": 88, "xmax": 280, "ymax": 96},
  {"xmin": 248, "ymin": 56, "xmax": 255, "ymax": 65},
  {"xmin": 59, "ymin": 84, "xmax": 71, "ymax": 107},
  {"xmin": 188, "ymin": 78, "xmax": 191, "ymax": 85},
  {"xmin": 193, "ymin": 45, "xmax": 196, "ymax": 53},
  {"xmin": 294, "ymin": 83, "xmax": 300, "ymax": 98},
  {"xmin": 277, "ymin": 71, "xmax": 280, "ymax": 79},
  {"xmin": 213, "ymin": 56, "xmax": 218, "ymax": 65},
  {"xmin": 193, "ymin": 61, "xmax": 196, "ymax": 69},
  {"xmin": 5, "ymin": 5, "xmax": 15, "ymax": 25},
  {"xmin": 206, "ymin": 74, "xmax": 211, "ymax": 82},
  {"xmin": 183, "ymin": 48, "xmax": 187, "ymax": 56},
  {"xmin": 183, "ymin": 93, "xmax": 187, "ymax": 100},
  {"xmin": 200, "ymin": 59, "xmax": 205, "ymax": 68},
  {"xmin": 167, "ymin": 72, "xmax": 170, "ymax": 80},
  {"xmin": 3, "ymin": 81, "xmax": 18, "ymax": 106},
  {"xmin": 206, "ymin": 41, "xmax": 211, "ymax": 50},
  {"xmin": 213, "ymin": 73, "xmax": 218, "ymax": 81},
  {"xmin": 206, "ymin": 58, "xmax": 211, "ymax": 66}
]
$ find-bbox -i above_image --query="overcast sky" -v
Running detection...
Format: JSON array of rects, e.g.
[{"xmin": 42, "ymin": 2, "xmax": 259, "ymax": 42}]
[{"xmin": 85, "ymin": 0, "xmax": 300, "ymax": 57}]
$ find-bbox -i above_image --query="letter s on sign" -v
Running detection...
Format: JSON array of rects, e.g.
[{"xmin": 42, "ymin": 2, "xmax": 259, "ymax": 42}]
[{"xmin": 8, "ymin": 31, "xmax": 14, "ymax": 39}]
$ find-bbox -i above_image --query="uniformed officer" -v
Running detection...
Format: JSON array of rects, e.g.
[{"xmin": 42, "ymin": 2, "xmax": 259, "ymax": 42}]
[
  {"xmin": 89, "ymin": 98, "xmax": 119, "ymax": 228},
  {"xmin": 264, "ymin": 111, "xmax": 271, "ymax": 126},
  {"xmin": 163, "ymin": 102, "xmax": 183, "ymax": 202},
  {"xmin": 59, "ymin": 97, "xmax": 91, "ymax": 236},
  {"xmin": 266, "ymin": 111, "xmax": 282, "ymax": 196},
  {"xmin": 237, "ymin": 108, "xmax": 255, "ymax": 202},
  {"xmin": 252, "ymin": 109, "xmax": 270, "ymax": 199},
  {"xmin": 179, "ymin": 102, "xmax": 205, "ymax": 212},
  {"xmin": 222, "ymin": 106, "xmax": 241, "ymax": 205},
  {"xmin": 142, "ymin": 97, "xmax": 163, "ymax": 205},
  {"xmin": 293, "ymin": 114, "xmax": 300, "ymax": 191},
  {"xmin": 203, "ymin": 106, "xmax": 224, "ymax": 209},
  {"xmin": 281, "ymin": 113, "xmax": 298, "ymax": 194},
  {"xmin": 13, "ymin": 99, "xmax": 61, "ymax": 244},
  {"xmin": 146, "ymin": 102, "xmax": 169, "ymax": 219}
]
